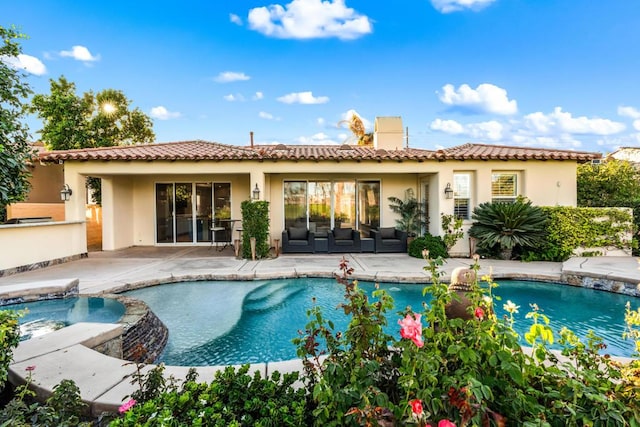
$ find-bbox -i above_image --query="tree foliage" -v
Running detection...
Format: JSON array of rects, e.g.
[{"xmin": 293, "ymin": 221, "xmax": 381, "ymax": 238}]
[
  {"xmin": 577, "ymin": 159, "xmax": 640, "ymax": 207},
  {"xmin": 387, "ymin": 188, "xmax": 425, "ymax": 237},
  {"xmin": 31, "ymin": 76, "xmax": 155, "ymax": 150},
  {"xmin": 0, "ymin": 25, "xmax": 35, "ymax": 209}
]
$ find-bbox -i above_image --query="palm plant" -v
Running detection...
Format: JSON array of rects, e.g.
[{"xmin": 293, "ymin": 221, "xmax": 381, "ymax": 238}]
[
  {"xmin": 468, "ymin": 198, "xmax": 548, "ymax": 260},
  {"xmin": 388, "ymin": 188, "xmax": 425, "ymax": 237}
]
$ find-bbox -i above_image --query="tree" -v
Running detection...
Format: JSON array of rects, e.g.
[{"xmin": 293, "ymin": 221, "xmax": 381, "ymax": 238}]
[
  {"xmin": 338, "ymin": 112, "xmax": 373, "ymax": 146},
  {"xmin": 31, "ymin": 76, "xmax": 155, "ymax": 150},
  {"xmin": 31, "ymin": 76, "xmax": 155, "ymax": 204},
  {"xmin": 0, "ymin": 25, "xmax": 35, "ymax": 219}
]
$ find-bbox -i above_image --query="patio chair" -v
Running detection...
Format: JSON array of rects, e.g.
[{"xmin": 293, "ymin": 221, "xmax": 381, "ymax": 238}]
[
  {"xmin": 282, "ymin": 227, "xmax": 315, "ymax": 253},
  {"xmin": 371, "ymin": 227, "xmax": 407, "ymax": 253},
  {"xmin": 328, "ymin": 227, "xmax": 361, "ymax": 253}
]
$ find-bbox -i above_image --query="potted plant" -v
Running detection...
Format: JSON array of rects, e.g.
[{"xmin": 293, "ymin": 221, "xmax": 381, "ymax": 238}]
[{"xmin": 387, "ymin": 188, "xmax": 425, "ymax": 243}]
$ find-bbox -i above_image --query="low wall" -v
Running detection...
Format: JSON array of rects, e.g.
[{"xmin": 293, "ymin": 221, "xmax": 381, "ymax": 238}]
[{"xmin": 0, "ymin": 221, "xmax": 87, "ymax": 276}]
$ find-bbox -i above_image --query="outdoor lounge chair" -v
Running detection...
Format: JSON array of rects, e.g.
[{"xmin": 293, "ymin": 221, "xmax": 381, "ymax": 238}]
[
  {"xmin": 328, "ymin": 228, "xmax": 361, "ymax": 253},
  {"xmin": 371, "ymin": 227, "xmax": 408, "ymax": 253},
  {"xmin": 281, "ymin": 227, "xmax": 315, "ymax": 253}
]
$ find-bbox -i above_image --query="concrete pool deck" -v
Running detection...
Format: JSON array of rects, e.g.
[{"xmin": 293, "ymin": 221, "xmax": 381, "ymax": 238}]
[{"xmin": 1, "ymin": 247, "xmax": 639, "ymax": 416}]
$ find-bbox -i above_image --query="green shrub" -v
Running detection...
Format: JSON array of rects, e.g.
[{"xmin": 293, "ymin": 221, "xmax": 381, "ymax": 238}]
[
  {"xmin": 0, "ymin": 309, "xmax": 23, "ymax": 389},
  {"xmin": 408, "ymin": 234, "xmax": 447, "ymax": 259},
  {"xmin": 241, "ymin": 200, "xmax": 270, "ymax": 259},
  {"xmin": 111, "ymin": 364, "xmax": 308, "ymax": 426},
  {"xmin": 522, "ymin": 206, "xmax": 634, "ymax": 262},
  {"xmin": 293, "ymin": 256, "xmax": 640, "ymax": 426},
  {"xmin": 468, "ymin": 198, "xmax": 548, "ymax": 260}
]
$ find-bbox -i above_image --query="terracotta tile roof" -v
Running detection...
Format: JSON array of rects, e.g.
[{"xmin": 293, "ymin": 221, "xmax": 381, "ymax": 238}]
[
  {"xmin": 39, "ymin": 140, "xmax": 261, "ymax": 162},
  {"xmin": 435, "ymin": 143, "xmax": 601, "ymax": 162},
  {"xmin": 39, "ymin": 140, "xmax": 601, "ymax": 163}
]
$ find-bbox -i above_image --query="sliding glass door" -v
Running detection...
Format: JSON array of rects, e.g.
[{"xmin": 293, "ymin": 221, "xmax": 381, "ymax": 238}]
[
  {"xmin": 284, "ymin": 180, "xmax": 380, "ymax": 235},
  {"xmin": 155, "ymin": 182, "xmax": 231, "ymax": 244}
]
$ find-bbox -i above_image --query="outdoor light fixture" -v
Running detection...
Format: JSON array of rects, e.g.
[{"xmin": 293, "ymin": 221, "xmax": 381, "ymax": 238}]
[
  {"xmin": 252, "ymin": 183, "xmax": 260, "ymax": 201},
  {"xmin": 60, "ymin": 184, "xmax": 73, "ymax": 202},
  {"xmin": 444, "ymin": 183, "xmax": 454, "ymax": 199}
]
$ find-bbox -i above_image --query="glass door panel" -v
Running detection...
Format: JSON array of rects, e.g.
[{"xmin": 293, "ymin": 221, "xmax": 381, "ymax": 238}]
[
  {"xmin": 308, "ymin": 181, "xmax": 331, "ymax": 236},
  {"xmin": 284, "ymin": 181, "xmax": 308, "ymax": 229},
  {"xmin": 333, "ymin": 181, "xmax": 356, "ymax": 229},
  {"xmin": 357, "ymin": 181, "xmax": 380, "ymax": 236},
  {"xmin": 175, "ymin": 183, "xmax": 193, "ymax": 243},
  {"xmin": 156, "ymin": 183, "xmax": 174, "ymax": 243},
  {"xmin": 196, "ymin": 183, "xmax": 213, "ymax": 243}
]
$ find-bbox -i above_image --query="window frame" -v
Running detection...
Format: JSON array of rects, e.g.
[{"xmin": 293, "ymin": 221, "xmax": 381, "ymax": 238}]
[
  {"xmin": 453, "ymin": 172, "xmax": 472, "ymax": 220},
  {"xmin": 491, "ymin": 172, "xmax": 518, "ymax": 203}
]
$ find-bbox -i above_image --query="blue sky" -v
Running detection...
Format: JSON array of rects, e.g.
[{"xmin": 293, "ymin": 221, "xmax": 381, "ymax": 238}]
[{"xmin": 4, "ymin": 0, "xmax": 640, "ymax": 153}]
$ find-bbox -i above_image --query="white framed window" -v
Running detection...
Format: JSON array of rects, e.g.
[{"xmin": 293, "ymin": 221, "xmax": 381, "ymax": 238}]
[
  {"xmin": 491, "ymin": 172, "xmax": 518, "ymax": 203},
  {"xmin": 453, "ymin": 173, "xmax": 471, "ymax": 220}
]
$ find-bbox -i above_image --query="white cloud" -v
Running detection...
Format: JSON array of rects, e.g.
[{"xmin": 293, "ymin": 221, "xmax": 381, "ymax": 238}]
[
  {"xmin": 214, "ymin": 71, "xmax": 250, "ymax": 83},
  {"xmin": 230, "ymin": 13, "xmax": 243, "ymax": 25},
  {"xmin": 258, "ymin": 111, "xmax": 280, "ymax": 120},
  {"xmin": 618, "ymin": 106, "xmax": 640, "ymax": 131},
  {"xmin": 223, "ymin": 93, "xmax": 245, "ymax": 102},
  {"xmin": 438, "ymin": 83, "xmax": 518, "ymax": 115},
  {"xmin": 431, "ymin": 0, "xmax": 497, "ymax": 13},
  {"xmin": 150, "ymin": 106, "xmax": 181, "ymax": 120},
  {"xmin": 317, "ymin": 117, "xmax": 326, "ymax": 126},
  {"xmin": 523, "ymin": 107, "xmax": 625, "ymax": 135},
  {"xmin": 429, "ymin": 118, "xmax": 465, "ymax": 135},
  {"xmin": 248, "ymin": 0, "xmax": 372, "ymax": 40},
  {"xmin": 60, "ymin": 45, "xmax": 100, "ymax": 62},
  {"xmin": 277, "ymin": 91, "xmax": 329, "ymax": 104},
  {"xmin": 253, "ymin": 91, "xmax": 264, "ymax": 100},
  {"xmin": 295, "ymin": 132, "xmax": 340, "ymax": 144},
  {"xmin": 430, "ymin": 118, "xmax": 503, "ymax": 141},
  {"xmin": 1, "ymin": 54, "xmax": 46, "ymax": 75}
]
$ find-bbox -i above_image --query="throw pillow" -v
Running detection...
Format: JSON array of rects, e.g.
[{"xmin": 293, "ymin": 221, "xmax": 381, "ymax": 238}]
[
  {"xmin": 289, "ymin": 227, "xmax": 308, "ymax": 240},
  {"xmin": 334, "ymin": 227, "xmax": 353, "ymax": 240},
  {"xmin": 379, "ymin": 227, "xmax": 396, "ymax": 239}
]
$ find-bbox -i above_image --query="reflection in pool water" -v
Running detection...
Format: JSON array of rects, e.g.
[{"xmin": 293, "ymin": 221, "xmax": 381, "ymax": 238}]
[
  {"xmin": 3, "ymin": 297, "xmax": 126, "ymax": 340},
  {"xmin": 123, "ymin": 278, "xmax": 640, "ymax": 366}
]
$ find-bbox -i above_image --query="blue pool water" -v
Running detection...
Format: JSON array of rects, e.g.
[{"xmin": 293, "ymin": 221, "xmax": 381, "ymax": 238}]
[
  {"xmin": 3, "ymin": 297, "xmax": 126, "ymax": 340},
  {"xmin": 123, "ymin": 278, "xmax": 639, "ymax": 366}
]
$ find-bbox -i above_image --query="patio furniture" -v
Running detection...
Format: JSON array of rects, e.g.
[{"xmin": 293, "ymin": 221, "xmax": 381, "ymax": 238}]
[
  {"xmin": 282, "ymin": 227, "xmax": 315, "ymax": 253},
  {"xmin": 211, "ymin": 219, "xmax": 237, "ymax": 251},
  {"xmin": 328, "ymin": 228, "xmax": 361, "ymax": 253},
  {"xmin": 371, "ymin": 227, "xmax": 407, "ymax": 253}
]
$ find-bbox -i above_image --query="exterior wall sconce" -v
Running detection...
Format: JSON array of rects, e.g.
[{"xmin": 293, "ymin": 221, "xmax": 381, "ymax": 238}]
[
  {"xmin": 444, "ymin": 183, "xmax": 454, "ymax": 199},
  {"xmin": 252, "ymin": 183, "xmax": 260, "ymax": 201},
  {"xmin": 60, "ymin": 184, "xmax": 73, "ymax": 202}
]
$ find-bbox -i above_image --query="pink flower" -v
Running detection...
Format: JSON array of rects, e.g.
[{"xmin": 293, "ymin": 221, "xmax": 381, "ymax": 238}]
[
  {"xmin": 25, "ymin": 365, "xmax": 36, "ymax": 372},
  {"xmin": 438, "ymin": 420, "xmax": 456, "ymax": 427},
  {"xmin": 409, "ymin": 399, "xmax": 423, "ymax": 416},
  {"xmin": 399, "ymin": 313, "xmax": 424, "ymax": 348},
  {"xmin": 118, "ymin": 398, "xmax": 136, "ymax": 414},
  {"xmin": 474, "ymin": 307, "xmax": 485, "ymax": 320}
]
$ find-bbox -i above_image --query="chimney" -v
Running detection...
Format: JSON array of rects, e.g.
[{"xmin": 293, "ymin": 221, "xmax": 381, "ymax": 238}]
[
  {"xmin": 250, "ymin": 131, "xmax": 254, "ymax": 147},
  {"xmin": 373, "ymin": 117, "xmax": 404, "ymax": 150}
]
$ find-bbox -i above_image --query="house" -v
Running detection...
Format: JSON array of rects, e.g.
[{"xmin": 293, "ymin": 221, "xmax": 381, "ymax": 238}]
[
  {"xmin": 25, "ymin": 116, "xmax": 598, "ymax": 261},
  {"xmin": 608, "ymin": 147, "xmax": 640, "ymax": 164}
]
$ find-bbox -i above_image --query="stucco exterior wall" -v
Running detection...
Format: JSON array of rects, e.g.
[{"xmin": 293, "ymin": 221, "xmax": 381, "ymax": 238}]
[
  {"xmin": 58, "ymin": 156, "xmax": 580, "ymax": 254},
  {"xmin": 0, "ymin": 221, "xmax": 86, "ymax": 271}
]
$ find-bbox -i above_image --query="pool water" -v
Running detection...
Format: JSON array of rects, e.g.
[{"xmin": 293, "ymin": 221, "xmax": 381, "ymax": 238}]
[
  {"xmin": 123, "ymin": 278, "xmax": 639, "ymax": 366},
  {"xmin": 3, "ymin": 297, "xmax": 126, "ymax": 340}
]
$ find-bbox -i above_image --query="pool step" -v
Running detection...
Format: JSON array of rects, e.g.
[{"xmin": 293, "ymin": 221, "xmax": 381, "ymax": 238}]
[{"xmin": 244, "ymin": 282, "xmax": 304, "ymax": 312}]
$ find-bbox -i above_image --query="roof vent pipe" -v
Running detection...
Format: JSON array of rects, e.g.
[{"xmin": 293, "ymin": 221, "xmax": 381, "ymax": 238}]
[{"xmin": 250, "ymin": 131, "xmax": 254, "ymax": 147}]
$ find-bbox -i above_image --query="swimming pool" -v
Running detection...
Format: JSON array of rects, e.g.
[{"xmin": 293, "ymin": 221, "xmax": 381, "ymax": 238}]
[
  {"xmin": 6, "ymin": 297, "xmax": 126, "ymax": 340},
  {"xmin": 123, "ymin": 278, "xmax": 639, "ymax": 365}
]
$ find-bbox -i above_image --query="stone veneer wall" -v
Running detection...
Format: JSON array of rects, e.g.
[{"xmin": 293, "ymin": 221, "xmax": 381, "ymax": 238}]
[
  {"xmin": 112, "ymin": 295, "xmax": 169, "ymax": 363},
  {"xmin": 561, "ymin": 273, "xmax": 640, "ymax": 298},
  {"xmin": 0, "ymin": 253, "xmax": 88, "ymax": 278}
]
